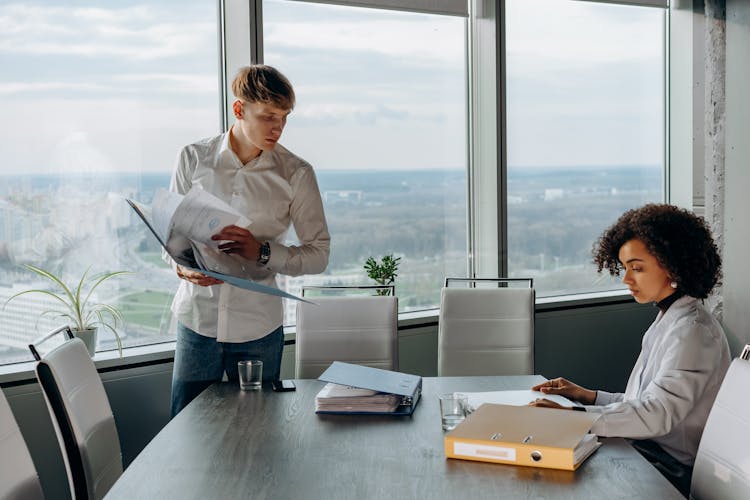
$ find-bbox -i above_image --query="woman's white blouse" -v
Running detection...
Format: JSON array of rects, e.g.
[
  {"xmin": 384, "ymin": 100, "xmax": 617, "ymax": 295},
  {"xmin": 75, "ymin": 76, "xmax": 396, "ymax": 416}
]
[{"xmin": 586, "ymin": 295, "xmax": 730, "ymax": 466}]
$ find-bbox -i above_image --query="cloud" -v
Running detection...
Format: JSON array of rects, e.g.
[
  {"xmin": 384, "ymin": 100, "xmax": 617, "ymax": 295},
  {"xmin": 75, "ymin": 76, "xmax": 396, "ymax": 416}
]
[
  {"xmin": 0, "ymin": 73, "xmax": 216, "ymax": 96},
  {"xmin": 264, "ymin": 17, "xmax": 464, "ymax": 67},
  {"xmin": 0, "ymin": 3, "xmax": 213, "ymax": 60}
]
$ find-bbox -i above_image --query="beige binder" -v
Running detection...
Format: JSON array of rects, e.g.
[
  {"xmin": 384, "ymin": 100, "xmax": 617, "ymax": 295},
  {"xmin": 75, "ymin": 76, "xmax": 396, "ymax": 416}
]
[{"xmin": 444, "ymin": 403, "xmax": 601, "ymax": 471}]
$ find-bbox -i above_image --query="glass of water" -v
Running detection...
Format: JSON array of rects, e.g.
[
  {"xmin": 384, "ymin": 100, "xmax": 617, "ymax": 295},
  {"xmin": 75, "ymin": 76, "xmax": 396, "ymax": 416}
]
[{"xmin": 439, "ymin": 393, "xmax": 468, "ymax": 431}]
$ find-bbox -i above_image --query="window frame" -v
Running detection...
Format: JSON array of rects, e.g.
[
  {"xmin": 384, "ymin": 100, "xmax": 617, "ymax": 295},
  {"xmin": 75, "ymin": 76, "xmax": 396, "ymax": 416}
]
[{"xmin": 223, "ymin": 0, "xmax": 671, "ymax": 295}]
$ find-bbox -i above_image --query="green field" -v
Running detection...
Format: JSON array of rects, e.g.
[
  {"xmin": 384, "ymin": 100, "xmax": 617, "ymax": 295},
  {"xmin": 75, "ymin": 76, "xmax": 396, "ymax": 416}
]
[{"xmin": 119, "ymin": 290, "xmax": 172, "ymax": 329}]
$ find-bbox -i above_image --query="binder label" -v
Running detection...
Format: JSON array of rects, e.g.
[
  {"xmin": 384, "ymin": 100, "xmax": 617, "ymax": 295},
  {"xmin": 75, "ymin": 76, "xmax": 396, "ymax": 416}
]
[{"xmin": 453, "ymin": 442, "xmax": 517, "ymax": 462}]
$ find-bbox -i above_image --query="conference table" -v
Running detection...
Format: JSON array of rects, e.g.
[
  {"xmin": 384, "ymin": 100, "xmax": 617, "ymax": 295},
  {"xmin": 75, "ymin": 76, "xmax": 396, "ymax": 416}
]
[{"xmin": 105, "ymin": 376, "xmax": 684, "ymax": 499}]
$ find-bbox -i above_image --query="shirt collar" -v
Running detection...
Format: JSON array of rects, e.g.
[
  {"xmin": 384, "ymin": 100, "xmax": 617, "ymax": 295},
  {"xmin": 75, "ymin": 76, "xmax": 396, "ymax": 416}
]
[
  {"xmin": 221, "ymin": 126, "xmax": 269, "ymax": 167},
  {"xmin": 655, "ymin": 290, "xmax": 685, "ymax": 313}
]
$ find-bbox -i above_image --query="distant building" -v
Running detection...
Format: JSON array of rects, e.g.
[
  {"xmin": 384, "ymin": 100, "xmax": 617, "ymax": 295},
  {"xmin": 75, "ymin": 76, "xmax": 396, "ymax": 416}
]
[
  {"xmin": 543, "ymin": 188, "xmax": 564, "ymax": 201},
  {"xmin": 323, "ymin": 190, "xmax": 363, "ymax": 205}
]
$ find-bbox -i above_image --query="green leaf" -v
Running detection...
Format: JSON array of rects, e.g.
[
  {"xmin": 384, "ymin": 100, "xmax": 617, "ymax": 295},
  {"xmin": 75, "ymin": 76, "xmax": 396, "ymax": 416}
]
[{"xmin": 5, "ymin": 264, "xmax": 130, "ymax": 357}]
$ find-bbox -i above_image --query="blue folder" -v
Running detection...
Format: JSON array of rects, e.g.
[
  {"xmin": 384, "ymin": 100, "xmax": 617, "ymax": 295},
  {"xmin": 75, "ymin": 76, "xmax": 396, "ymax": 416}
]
[{"xmin": 316, "ymin": 361, "xmax": 422, "ymax": 416}]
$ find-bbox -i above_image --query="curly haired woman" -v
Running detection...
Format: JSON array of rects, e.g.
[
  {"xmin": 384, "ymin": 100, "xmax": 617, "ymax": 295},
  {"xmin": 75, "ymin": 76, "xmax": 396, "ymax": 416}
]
[{"xmin": 530, "ymin": 204, "xmax": 730, "ymax": 495}]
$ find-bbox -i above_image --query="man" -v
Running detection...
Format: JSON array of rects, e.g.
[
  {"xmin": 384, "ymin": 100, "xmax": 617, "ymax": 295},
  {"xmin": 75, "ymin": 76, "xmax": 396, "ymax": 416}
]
[{"xmin": 168, "ymin": 65, "xmax": 330, "ymax": 416}]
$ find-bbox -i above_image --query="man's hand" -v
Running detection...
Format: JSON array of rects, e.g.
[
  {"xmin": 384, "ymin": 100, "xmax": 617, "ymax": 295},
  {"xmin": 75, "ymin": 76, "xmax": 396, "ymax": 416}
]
[
  {"xmin": 531, "ymin": 377, "xmax": 597, "ymax": 405},
  {"xmin": 176, "ymin": 265, "xmax": 224, "ymax": 287},
  {"xmin": 211, "ymin": 225, "xmax": 261, "ymax": 261}
]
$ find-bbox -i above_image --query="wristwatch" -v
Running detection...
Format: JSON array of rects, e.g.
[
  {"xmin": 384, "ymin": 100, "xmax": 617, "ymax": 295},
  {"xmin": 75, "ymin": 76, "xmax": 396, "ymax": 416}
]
[{"xmin": 257, "ymin": 241, "xmax": 271, "ymax": 266}]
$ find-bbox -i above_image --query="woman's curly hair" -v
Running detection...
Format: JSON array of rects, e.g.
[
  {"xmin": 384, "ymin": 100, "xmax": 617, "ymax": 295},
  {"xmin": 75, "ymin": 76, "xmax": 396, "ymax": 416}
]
[{"xmin": 592, "ymin": 204, "xmax": 721, "ymax": 299}]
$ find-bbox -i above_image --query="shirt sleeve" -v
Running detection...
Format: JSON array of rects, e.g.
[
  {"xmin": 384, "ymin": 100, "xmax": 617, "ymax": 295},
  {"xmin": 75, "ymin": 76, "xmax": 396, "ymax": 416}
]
[
  {"xmin": 265, "ymin": 165, "xmax": 330, "ymax": 277},
  {"xmin": 592, "ymin": 390, "xmax": 624, "ymax": 406},
  {"xmin": 587, "ymin": 320, "xmax": 722, "ymax": 439}
]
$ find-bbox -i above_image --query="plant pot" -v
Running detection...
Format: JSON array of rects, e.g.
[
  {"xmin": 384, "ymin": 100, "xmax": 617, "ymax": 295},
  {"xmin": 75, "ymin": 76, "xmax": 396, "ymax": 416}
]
[{"xmin": 73, "ymin": 327, "xmax": 98, "ymax": 357}]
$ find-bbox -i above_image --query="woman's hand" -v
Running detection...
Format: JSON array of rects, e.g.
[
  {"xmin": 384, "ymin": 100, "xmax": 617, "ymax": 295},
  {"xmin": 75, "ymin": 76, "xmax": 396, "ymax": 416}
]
[
  {"xmin": 531, "ymin": 377, "xmax": 597, "ymax": 405},
  {"xmin": 176, "ymin": 265, "xmax": 224, "ymax": 287},
  {"xmin": 211, "ymin": 225, "xmax": 261, "ymax": 261},
  {"xmin": 528, "ymin": 399, "xmax": 571, "ymax": 410}
]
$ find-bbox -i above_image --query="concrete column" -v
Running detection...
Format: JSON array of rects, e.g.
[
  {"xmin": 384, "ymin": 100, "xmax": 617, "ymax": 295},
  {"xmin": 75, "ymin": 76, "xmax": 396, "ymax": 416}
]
[{"xmin": 704, "ymin": 0, "xmax": 726, "ymax": 318}]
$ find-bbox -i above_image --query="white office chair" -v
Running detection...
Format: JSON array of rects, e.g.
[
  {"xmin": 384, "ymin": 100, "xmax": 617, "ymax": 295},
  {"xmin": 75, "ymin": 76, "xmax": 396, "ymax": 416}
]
[
  {"xmin": 0, "ymin": 387, "xmax": 45, "ymax": 500},
  {"xmin": 690, "ymin": 344, "xmax": 750, "ymax": 500},
  {"xmin": 295, "ymin": 286, "xmax": 398, "ymax": 379},
  {"xmin": 438, "ymin": 278, "xmax": 534, "ymax": 376},
  {"xmin": 29, "ymin": 326, "xmax": 123, "ymax": 500}
]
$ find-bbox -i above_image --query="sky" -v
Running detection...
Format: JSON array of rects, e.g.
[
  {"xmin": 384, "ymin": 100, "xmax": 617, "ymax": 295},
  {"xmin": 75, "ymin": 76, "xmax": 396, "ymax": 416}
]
[{"xmin": 0, "ymin": 0, "xmax": 665, "ymax": 175}]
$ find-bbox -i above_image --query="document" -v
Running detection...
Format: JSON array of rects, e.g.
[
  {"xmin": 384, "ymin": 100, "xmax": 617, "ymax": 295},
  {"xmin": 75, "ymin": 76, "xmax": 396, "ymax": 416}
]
[
  {"xmin": 460, "ymin": 390, "xmax": 579, "ymax": 412},
  {"xmin": 315, "ymin": 383, "xmax": 403, "ymax": 413},
  {"xmin": 444, "ymin": 403, "xmax": 601, "ymax": 471},
  {"xmin": 315, "ymin": 361, "xmax": 422, "ymax": 415},
  {"xmin": 127, "ymin": 188, "xmax": 309, "ymax": 302}
]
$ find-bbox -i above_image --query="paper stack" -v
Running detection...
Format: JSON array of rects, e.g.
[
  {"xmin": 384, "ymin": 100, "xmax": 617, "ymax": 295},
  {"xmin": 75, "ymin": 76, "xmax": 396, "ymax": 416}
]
[{"xmin": 315, "ymin": 383, "xmax": 402, "ymax": 413}]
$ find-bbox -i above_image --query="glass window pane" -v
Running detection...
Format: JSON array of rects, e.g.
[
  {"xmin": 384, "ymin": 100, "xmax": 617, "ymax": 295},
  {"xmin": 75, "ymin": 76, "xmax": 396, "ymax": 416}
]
[
  {"xmin": 262, "ymin": 1, "xmax": 468, "ymax": 323},
  {"xmin": 0, "ymin": 1, "xmax": 219, "ymax": 364},
  {"xmin": 505, "ymin": 0, "xmax": 665, "ymax": 297}
]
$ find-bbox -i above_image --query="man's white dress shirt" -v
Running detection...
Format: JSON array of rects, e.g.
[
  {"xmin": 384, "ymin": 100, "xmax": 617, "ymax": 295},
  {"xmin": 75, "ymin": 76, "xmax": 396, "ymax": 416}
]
[
  {"xmin": 586, "ymin": 295, "xmax": 730, "ymax": 465},
  {"xmin": 169, "ymin": 131, "xmax": 330, "ymax": 342}
]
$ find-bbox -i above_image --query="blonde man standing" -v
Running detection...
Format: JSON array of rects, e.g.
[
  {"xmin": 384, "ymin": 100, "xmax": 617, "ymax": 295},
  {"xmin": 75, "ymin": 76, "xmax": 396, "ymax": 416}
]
[{"xmin": 168, "ymin": 65, "xmax": 330, "ymax": 416}]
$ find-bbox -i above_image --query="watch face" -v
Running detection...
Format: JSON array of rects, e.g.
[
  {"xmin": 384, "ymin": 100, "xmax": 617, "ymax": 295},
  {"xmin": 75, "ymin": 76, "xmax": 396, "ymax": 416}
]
[{"xmin": 258, "ymin": 242, "xmax": 270, "ymax": 264}]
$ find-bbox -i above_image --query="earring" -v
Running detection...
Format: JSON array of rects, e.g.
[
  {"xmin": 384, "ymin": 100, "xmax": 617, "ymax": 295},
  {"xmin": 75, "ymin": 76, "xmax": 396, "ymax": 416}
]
[{"xmin": 670, "ymin": 281, "xmax": 678, "ymax": 289}]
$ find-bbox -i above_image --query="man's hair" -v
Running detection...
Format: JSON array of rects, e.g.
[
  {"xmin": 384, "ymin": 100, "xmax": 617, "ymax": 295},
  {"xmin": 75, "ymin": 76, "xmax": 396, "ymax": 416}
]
[
  {"xmin": 592, "ymin": 203, "xmax": 722, "ymax": 299},
  {"xmin": 231, "ymin": 65, "xmax": 295, "ymax": 110}
]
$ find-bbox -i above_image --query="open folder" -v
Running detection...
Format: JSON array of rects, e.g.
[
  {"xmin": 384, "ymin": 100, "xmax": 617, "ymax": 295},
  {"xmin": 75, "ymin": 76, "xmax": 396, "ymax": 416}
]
[
  {"xmin": 445, "ymin": 403, "xmax": 601, "ymax": 471},
  {"xmin": 315, "ymin": 362, "xmax": 422, "ymax": 416},
  {"xmin": 126, "ymin": 190, "xmax": 309, "ymax": 303}
]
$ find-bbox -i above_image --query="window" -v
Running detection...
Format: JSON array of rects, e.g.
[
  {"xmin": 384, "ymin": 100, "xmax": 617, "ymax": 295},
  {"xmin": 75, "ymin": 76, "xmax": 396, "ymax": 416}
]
[
  {"xmin": 260, "ymin": 0, "xmax": 469, "ymax": 323},
  {"xmin": 505, "ymin": 0, "xmax": 666, "ymax": 297},
  {"xmin": 0, "ymin": 1, "xmax": 219, "ymax": 363},
  {"xmin": 0, "ymin": 0, "xmax": 669, "ymax": 367}
]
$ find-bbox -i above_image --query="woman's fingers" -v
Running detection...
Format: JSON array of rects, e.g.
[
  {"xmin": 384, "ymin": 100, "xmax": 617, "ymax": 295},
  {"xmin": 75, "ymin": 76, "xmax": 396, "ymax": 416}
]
[{"xmin": 529, "ymin": 399, "xmax": 565, "ymax": 409}]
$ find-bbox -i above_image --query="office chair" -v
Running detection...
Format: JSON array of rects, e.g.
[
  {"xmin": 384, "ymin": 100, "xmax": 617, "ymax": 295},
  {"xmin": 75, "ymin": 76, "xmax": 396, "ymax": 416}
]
[
  {"xmin": 690, "ymin": 344, "xmax": 750, "ymax": 500},
  {"xmin": 438, "ymin": 278, "xmax": 534, "ymax": 376},
  {"xmin": 1, "ymin": 387, "xmax": 45, "ymax": 500},
  {"xmin": 29, "ymin": 326, "xmax": 123, "ymax": 500},
  {"xmin": 295, "ymin": 286, "xmax": 398, "ymax": 379}
]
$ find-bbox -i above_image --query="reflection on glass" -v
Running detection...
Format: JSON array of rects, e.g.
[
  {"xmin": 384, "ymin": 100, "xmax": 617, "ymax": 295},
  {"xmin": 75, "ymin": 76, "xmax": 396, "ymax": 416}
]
[
  {"xmin": 505, "ymin": 0, "xmax": 665, "ymax": 297},
  {"xmin": 0, "ymin": 1, "xmax": 219, "ymax": 364},
  {"xmin": 262, "ymin": 1, "xmax": 469, "ymax": 323}
]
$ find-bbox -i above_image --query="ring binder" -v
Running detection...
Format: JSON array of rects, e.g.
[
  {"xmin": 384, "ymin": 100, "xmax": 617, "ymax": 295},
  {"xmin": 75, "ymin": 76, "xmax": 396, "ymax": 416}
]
[{"xmin": 315, "ymin": 362, "xmax": 422, "ymax": 416}]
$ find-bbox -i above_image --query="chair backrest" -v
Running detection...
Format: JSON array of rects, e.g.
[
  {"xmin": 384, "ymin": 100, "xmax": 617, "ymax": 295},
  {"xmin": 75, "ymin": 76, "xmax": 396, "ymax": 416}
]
[
  {"xmin": 33, "ymin": 335, "xmax": 122, "ymax": 500},
  {"xmin": 690, "ymin": 345, "xmax": 750, "ymax": 500},
  {"xmin": 0, "ymin": 388, "xmax": 45, "ymax": 500},
  {"xmin": 438, "ymin": 278, "xmax": 534, "ymax": 376},
  {"xmin": 295, "ymin": 294, "xmax": 398, "ymax": 379}
]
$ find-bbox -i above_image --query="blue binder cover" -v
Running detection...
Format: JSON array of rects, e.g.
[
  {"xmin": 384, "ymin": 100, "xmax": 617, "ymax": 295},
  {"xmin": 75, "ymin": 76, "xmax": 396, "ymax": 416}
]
[
  {"xmin": 316, "ymin": 361, "xmax": 422, "ymax": 416},
  {"xmin": 126, "ymin": 198, "xmax": 311, "ymax": 303}
]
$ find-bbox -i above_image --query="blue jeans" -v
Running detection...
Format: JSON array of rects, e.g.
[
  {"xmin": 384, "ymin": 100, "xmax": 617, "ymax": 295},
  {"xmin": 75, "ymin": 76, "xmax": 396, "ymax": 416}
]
[{"xmin": 170, "ymin": 323, "xmax": 284, "ymax": 417}]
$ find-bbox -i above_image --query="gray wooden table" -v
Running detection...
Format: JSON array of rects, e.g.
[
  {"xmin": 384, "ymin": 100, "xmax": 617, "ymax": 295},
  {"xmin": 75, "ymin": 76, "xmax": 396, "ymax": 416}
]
[{"xmin": 105, "ymin": 376, "xmax": 684, "ymax": 499}]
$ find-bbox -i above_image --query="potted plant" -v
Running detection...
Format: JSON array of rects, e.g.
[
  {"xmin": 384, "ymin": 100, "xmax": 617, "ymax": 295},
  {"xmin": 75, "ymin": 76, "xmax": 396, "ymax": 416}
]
[
  {"xmin": 364, "ymin": 254, "xmax": 401, "ymax": 296},
  {"xmin": 4, "ymin": 264, "xmax": 129, "ymax": 357}
]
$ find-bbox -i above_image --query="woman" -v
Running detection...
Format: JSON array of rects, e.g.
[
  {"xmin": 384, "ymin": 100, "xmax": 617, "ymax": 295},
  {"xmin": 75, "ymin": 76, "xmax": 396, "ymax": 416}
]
[{"xmin": 531, "ymin": 204, "xmax": 730, "ymax": 495}]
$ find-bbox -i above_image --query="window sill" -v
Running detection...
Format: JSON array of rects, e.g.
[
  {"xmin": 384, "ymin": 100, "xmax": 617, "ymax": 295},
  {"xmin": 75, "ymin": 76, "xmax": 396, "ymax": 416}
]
[{"xmin": 0, "ymin": 289, "xmax": 632, "ymax": 386}]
